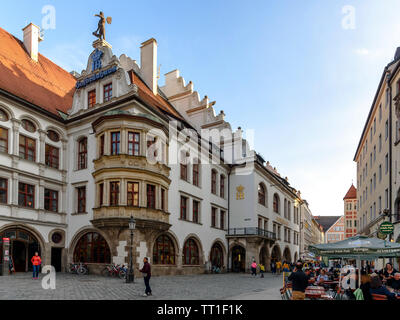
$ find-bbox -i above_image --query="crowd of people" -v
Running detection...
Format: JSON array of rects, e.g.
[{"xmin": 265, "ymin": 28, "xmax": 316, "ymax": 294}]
[{"xmin": 285, "ymin": 260, "xmax": 400, "ymax": 300}]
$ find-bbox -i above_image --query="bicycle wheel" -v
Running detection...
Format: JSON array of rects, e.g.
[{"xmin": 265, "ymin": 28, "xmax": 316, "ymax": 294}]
[{"xmin": 77, "ymin": 266, "xmax": 87, "ymax": 275}]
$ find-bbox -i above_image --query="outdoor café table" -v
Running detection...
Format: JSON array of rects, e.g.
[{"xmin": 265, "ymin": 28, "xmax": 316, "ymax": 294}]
[{"xmin": 305, "ymin": 286, "xmax": 326, "ymax": 299}]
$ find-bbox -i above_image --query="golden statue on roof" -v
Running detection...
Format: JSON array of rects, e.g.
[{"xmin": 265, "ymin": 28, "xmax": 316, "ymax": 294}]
[{"xmin": 93, "ymin": 11, "xmax": 112, "ymax": 41}]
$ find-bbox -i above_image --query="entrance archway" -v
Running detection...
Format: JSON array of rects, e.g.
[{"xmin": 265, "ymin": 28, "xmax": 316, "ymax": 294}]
[
  {"xmin": 283, "ymin": 247, "xmax": 292, "ymax": 262},
  {"xmin": 271, "ymin": 245, "xmax": 281, "ymax": 262},
  {"xmin": 259, "ymin": 247, "xmax": 268, "ymax": 265},
  {"xmin": 210, "ymin": 243, "xmax": 224, "ymax": 268},
  {"xmin": 0, "ymin": 227, "xmax": 41, "ymax": 272},
  {"xmin": 231, "ymin": 245, "xmax": 246, "ymax": 272}
]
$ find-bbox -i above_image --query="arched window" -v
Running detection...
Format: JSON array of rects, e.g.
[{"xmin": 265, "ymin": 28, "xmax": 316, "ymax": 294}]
[
  {"xmin": 183, "ymin": 238, "xmax": 200, "ymax": 265},
  {"xmin": 273, "ymin": 194, "xmax": 280, "ymax": 214},
  {"xmin": 153, "ymin": 234, "xmax": 175, "ymax": 265},
  {"xmin": 78, "ymin": 137, "xmax": 87, "ymax": 170},
  {"xmin": 0, "ymin": 109, "xmax": 9, "ymax": 122},
  {"xmin": 210, "ymin": 243, "xmax": 224, "ymax": 268},
  {"xmin": 258, "ymin": 183, "xmax": 266, "ymax": 206},
  {"xmin": 21, "ymin": 119, "xmax": 36, "ymax": 133},
  {"xmin": 47, "ymin": 130, "xmax": 60, "ymax": 142},
  {"xmin": 73, "ymin": 232, "xmax": 111, "ymax": 263}
]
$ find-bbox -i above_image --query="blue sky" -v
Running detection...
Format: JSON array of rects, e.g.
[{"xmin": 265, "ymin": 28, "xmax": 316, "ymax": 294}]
[{"xmin": 2, "ymin": 0, "xmax": 400, "ymax": 216}]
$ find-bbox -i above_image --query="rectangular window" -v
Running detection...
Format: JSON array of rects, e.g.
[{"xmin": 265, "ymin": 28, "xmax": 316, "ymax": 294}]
[
  {"xmin": 128, "ymin": 132, "xmax": 140, "ymax": 156},
  {"xmin": 44, "ymin": 189, "xmax": 58, "ymax": 212},
  {"xmin": 45, "ymin": 144, "xmax": 59, "ymax": 169},
  {"xmin": 99, "ymin": 183, "xmax": 104, "ymax": 206},
  {"xmin": 385, "ymin": 120, "xmax": 389, "ymax": 140},
  {"xmin": 99, "ymin": 135, "xmax": 105, "ymax": 156},
  {"xmin": 385, "ymin": 189, "xmax": 389, "ymax": 209},
  {"xmin": 103, "ymin": 83, "xmax": 112, "ymax": 102},
  {"xmin": 379, "ymin": 134, "xmax": 382, "ymax": 152},
  {"xmin": 78, "ymin": 138, "xmax": 87, "ymax": 170},
  {"xmin": 379, "ymin": 164, "xmax": 382, "ymax": 182},
  {"xmin": 220, "ymin": 210, "xmax": 225, "ymax": 230},
  {"xmin": 88, "ymin": 89, "xmax": 96, "ymax": 107},
  {"xmin": 180, "ymin": 196, "xmax": 187, "ymax": 220},
  {"xmin": 211, "ymin": 207, "xmax": 217, "ymax": 227},
  {"xmin": 193, "ymin": 200, "xmax": 199, "ymax": 223},
  {"xmin": 18, "ymin": 182, "xmax": 34, "ymax": 208},
  {"xmin": 385, "ymin": 154, "xmax": 389, "ymax": 174},
  {"xmin": 19, "ymin": 135, "xmax": 35, "ymax": 161},
  {"xmin": 77, "ymin": 186, "xmax": 86, "ymax": 213},
  {"xmin": 111, "ymin": 132, "xmax": 120, "ymax": 155},
  {"xmin": 0, "ymin": 127, "xmax": 8, "ymax": 153},
  {"xmin": 127, "ymin": 182, "xmax": 139, "ymax": 207},
  {"xmin": 147, "ymin": 184, "xmax": 156, "ymax": 209},
  {"xmin": 0, "ymin": 178, "xmax": 7, "ymax": 204},
  {"xmin": 379, "ymin": 104, "xmax": 382, "ymax": 121},
  {"xmin": 211, "ymin": 170, "xmax": 217, "ymax": 194},
  {"xmin": 220, "ymin": 175, "xmax": 225, "ymax": 198},
  {"xmin": 180, "ymin": 162, "xmax": 188, "ymax": 181},
  {"xmin": 161, "ymin": 188, "xmax": 165, "ymax": 211},
  {"xmin": 193, "ymin": 162, "xmax": 199, "ymax": 187},
  {"xmin": 109, "ymin": 182, "xmax": 119, "ymax": 206}
]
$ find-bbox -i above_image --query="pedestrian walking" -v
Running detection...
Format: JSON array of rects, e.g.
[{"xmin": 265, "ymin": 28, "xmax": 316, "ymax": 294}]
[
  {"xmin": 31, "ymin": 252, "xmax": 41, "ymax": 279},
  {"xmin": 288, "ymin": 262, "xmax": 309, "ymax": 300},
  {"xmin": 259, "ymin": 264, "xmax": 265, "ymax": 278},
  {"xmin": 271, "ymin": 261, "xmax": 276, "ymax": 275},
  {"xmin": 139, "ymin": 257, "xmax": 152, "ymax": 297},
  {"xmin": 8, "ymin": 255, "xmax": 14, "ymax": 275},
  {"xmin": 276, "ymin": 260, "xmax": 282, "ymax": 275},
  {"xmin": 251, "ymin": 260, "xmax": 257, "ymax": 277}
]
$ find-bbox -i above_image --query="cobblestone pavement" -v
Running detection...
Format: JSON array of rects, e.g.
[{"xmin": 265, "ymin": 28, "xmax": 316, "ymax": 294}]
[{"xmin": 0, "ymin": 272, "xmax": 283, "ymax": 300}]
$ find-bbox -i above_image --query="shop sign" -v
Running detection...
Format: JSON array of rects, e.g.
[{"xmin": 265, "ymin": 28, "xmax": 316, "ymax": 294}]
[{"xmin": 379, "ymin": 222, "xmax": 394, "ymax": 235}]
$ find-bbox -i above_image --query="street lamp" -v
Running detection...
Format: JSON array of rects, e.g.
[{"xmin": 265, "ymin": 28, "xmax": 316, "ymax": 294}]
[{"xmin": 126, "ymin": 216, "xmax": 136, "ymax": 283}]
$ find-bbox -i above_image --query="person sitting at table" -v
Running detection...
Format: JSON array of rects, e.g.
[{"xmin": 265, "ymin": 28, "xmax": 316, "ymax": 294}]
[
  {"xmin": 360, "ymin": 270, "xmax": 372, "ymax": 301},
  {"xmin": 389, "ymin": 273, "xmax": 400, "ymax": 290},
  {"xmin": 370, "ymin": 274, "xmax": 397, "ymax": 300},
  {"xmin": 316, "ymin": 269, "xmax": 329, "ymax": 285},
  {"xmin": 382, "ymin": 263, "xmax": 397, "ymax": 288}
]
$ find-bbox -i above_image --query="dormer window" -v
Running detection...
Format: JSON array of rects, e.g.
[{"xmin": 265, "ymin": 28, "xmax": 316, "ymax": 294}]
[
  {"xmin": 88, "ymin": 89, "xmax": 96, "ymax": 108},
  {"xmin": 21, "ymin": 119, "xmax": 36, "ymax": 133},
  {"xmin": 104, "ymin": 83, "xmax": 112, "ymax": 102}
]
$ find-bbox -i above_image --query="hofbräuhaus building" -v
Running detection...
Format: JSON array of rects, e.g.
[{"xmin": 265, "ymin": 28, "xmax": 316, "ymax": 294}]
[{"xmin": 0, "ymin": 22, "xmax": 301, "ymax": 276}]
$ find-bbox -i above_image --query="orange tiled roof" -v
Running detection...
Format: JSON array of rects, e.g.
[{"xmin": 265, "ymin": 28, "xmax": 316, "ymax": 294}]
[
  {"xmin": 343, "ymin": 184, "xmax": 357, "ymax": 200},
  {"xmin": 0, "ymin": 26, "xmax": 76, "ymax": 118},
  {"xmin": 129, "ymin": 70, "xmax": 184, "ymax": 120}
]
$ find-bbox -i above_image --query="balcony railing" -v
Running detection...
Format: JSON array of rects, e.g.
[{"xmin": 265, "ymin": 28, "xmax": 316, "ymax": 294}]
[{"xmin": 227, "ymin": 227, "xmax": 276, "ymax": 240}]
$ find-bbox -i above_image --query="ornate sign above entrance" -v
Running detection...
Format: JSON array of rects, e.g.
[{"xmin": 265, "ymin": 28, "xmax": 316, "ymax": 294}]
[{"xmin": 379, "ymin": 221, "xmax": 394, "ymax": 235}]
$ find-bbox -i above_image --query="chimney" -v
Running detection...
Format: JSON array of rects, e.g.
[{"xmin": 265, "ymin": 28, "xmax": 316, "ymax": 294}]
[
  {"xmin": 140, "ymin": 38, "xmax": 158, "ymax": 95},
  {"xmin": 22, "ymin": 23, "xmax": 42, "ymax": 62}
]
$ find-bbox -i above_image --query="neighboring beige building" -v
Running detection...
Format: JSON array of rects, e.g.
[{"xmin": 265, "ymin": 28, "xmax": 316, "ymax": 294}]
[
  {"xmin": 299, "ymin": 200, "xmax": 324, "ymax": 259},
  {"xmin": 354, "ymin": 53, "xmax": 393, "ymax": 238},
  {"xmin": 344, "ymin": 184, "xmax": 358, "ymax": 238},
  {"xmin": 325, "ymin": 216, "xmax": 345, "ymax": 243}
]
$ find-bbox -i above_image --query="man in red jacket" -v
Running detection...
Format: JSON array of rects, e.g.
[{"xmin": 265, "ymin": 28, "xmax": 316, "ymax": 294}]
[
  {"xmin": 31, "ymin": 252, "xmax": 41, "ymax": 279},
  {"xmin": 139, "ymin": 257, "xmax": 152, "ymax": 296}
]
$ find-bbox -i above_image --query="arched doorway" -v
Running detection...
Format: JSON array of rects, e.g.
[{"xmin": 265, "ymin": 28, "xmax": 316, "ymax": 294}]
[
  {"xmin": 283, "ymin": 247, "xmax": 292, "ymax": 262},
  {"xmin": 294, "ymin": 252, "xmax": 298, "ymax": 263},
  {"xmin": 259, "ymin": 247, "xmax": 267, "ymax": 265},
  {"xmin": 231, "ymin": 245, "xmax": 246, "ymax": 272},
  {"xmin": 0, "ymin": 228, "xmax": 41, "ymax": 272},
  {"xmin": 271, "ymin": 245, "xmax": 281, "ymax": 262},
  {"xmin": 210, "ymin": 243, "xmax": 224, "ymax": 268}
]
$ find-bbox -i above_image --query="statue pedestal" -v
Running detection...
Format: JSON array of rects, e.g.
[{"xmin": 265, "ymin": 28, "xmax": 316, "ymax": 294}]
[{"xmin": 93, "ymin": 39, "xmax": 112, "ymax": 49}]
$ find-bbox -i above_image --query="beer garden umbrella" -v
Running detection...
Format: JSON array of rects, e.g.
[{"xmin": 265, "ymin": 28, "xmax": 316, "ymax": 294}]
[{"xmin": 308, "ymin": 235, "xmax": 400, "ymax": 288}]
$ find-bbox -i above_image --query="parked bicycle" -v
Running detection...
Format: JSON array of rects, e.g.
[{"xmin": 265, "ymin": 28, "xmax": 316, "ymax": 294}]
[
  {"xmin": 68, "ymin": 262, "xmax": 89, "ymax": 275},
  {"xmin": 101, "ymin": 264, "xmax": 127, "ymax": 279}
]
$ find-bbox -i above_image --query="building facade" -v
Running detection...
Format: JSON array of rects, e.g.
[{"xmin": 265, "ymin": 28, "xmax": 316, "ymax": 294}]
[
  {"xmin": 325, "ymin": 216, "xmax": 345, "ymax": 243},
  {"xmin": 0, "ymin": 22, "xmax": 302, "ymax": 276},
  {"xmin": 344, "ymin": 184, "xmax": 358, "ymax": 238}
]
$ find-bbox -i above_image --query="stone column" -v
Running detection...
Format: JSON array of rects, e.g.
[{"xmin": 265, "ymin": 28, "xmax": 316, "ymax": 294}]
[
  {"xmin": 11, "ymin": 118, "xmax": 20, "ymax": 156},
  {"xmin": 38, "ymin": 129, "xmax": 46, "ymax": 164}
]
